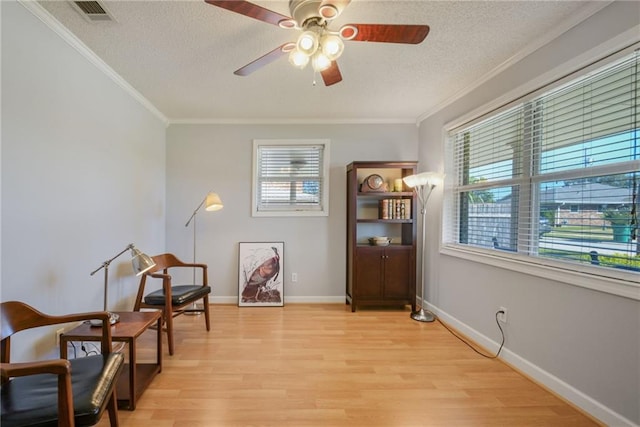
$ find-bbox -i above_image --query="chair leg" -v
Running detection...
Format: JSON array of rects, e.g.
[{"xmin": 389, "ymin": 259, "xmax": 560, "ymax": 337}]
[
  {"xmin": 107, "ymin": 390, "xmax": 119, "ymax": 427},
  {"xmin": 165, "ymin": 307, "xmax": 174, "ymax": 356},
  {"xmin": 203, "ymin": 296, "xmax": 211, "ymax": 332}
]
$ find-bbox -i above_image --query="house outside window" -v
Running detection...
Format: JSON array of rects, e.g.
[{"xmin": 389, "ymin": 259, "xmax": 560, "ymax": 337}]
[
  {"xmin": 252, "ymin": 139, "xmax": 330, "ymax": 217},
  {"xmin": 443, "ymin": 47, "xmax": 639, "ymax": 294}
]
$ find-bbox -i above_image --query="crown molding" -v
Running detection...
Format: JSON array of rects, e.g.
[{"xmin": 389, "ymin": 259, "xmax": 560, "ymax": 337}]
[
  {"xmin": 18, "ymin": 0, "xmax": 169, "ymax": 127},
  {"xmin": 168, "ymin": 117, "xmax": 417, "ymax": 126},
  {"xmin": 416, "ymin": 1, "xmax": 613, "ymax": 125}
]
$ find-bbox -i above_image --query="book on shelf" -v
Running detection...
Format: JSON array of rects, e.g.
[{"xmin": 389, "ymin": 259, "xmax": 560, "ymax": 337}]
[{"xmin": 378, "ymin": 199, "xmax": 411, "ymax": 219}]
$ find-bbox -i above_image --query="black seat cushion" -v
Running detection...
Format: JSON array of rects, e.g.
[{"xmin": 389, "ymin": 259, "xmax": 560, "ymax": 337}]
[
  {"xmin": 144, "ymin": 285, "xmax": 211, "ymax": 306},
  {"xmin": 0, "ymin": 352, "xmax": 124, "ymax": 427}
]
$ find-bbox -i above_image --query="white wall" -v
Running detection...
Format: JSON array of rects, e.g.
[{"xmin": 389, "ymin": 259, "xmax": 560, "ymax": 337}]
[
  {"xmin": 418, "ymin": 2, "xmax": 640, "ymax": 425},
  {"xmin": 165, "ymin": 123, "xmax": 418, "ymax": 302},
  {"xmin": 1, "ymin": 1, "xmax": 166, "ymax": 360}
]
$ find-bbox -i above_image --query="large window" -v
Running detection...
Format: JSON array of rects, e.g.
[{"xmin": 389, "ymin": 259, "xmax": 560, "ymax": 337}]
[
  {"xmin": 252, "ymin": 139, "xmax": 330, "ymax": 217},
  {"xmin": 444, "ymin": 48, "xmax": 639, "ymax": 292}
]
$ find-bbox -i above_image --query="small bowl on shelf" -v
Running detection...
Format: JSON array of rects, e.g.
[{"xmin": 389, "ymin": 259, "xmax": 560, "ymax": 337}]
[{"xmin": 369, "ymin": 237, "xmax": 392, "ymax": 246}]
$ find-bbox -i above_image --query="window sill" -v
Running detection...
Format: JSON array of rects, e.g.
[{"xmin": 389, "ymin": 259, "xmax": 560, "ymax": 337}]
[{"xmin": 440, "ymin": 245, "xmax": 640, "ymax": 301}]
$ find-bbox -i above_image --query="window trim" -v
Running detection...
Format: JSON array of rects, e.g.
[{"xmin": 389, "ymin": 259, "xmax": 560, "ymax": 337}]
[
  {"xmin": 441, "ymin": 43, "xmax": 640, "ymax": 301},
  {"xmin": 252, "ymin": 139, "xmax": 330, "ymax": 217}
]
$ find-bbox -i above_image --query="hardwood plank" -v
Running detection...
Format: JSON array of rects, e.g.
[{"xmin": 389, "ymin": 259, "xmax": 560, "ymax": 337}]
[{"xmin": 97, "ymin": 304, "xmax": 601, "ymax": 426}]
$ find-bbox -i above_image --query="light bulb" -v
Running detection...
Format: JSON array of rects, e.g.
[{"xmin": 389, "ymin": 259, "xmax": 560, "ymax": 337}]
[
  {"xmin": 312, "ymin": 52, "xmax": 331, "ymax": 72},
  {"xmin": 296, "ymin": 31, "xmax": 318, "ymax": 55},
  {"xmin": 289, "ymin": 49, "xmax": 309, "ymax": 69},
  {"xmin": 320, "ymin": 34, "xmax": 344, "ymax": 61}
]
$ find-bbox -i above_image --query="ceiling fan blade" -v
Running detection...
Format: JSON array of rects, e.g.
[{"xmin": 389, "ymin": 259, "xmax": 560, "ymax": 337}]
[
  {"xmin": 234, "ymin": 43, "xmax": 292, "ymax": 76},
  {"xmin": 205, "ymin": 0, "xmax": 291, "ymax": 26},
  {"xmin": 345, "ymin": 24, "xmax": 430, "ymax": 44},
  {"xmin": 321, "ymin": 61, "xmax": 342, "ymax": 86}
]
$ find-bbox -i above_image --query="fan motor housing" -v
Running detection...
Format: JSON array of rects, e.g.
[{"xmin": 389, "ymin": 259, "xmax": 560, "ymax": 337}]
[{"xmin": 289, "ymin": 0, "xmax": 325, "ymax": 27}]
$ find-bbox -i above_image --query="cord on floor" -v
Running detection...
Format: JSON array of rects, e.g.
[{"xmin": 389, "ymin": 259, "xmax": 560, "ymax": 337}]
[{"xmin": 425, "ymin": 309, "xmax": 505, "ymax": 359}]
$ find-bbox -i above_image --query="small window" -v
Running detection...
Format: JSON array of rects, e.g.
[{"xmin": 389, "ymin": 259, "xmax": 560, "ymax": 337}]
[{"xmin": 252, "ymin": 139, "xmax": 330, "ymax": 217}]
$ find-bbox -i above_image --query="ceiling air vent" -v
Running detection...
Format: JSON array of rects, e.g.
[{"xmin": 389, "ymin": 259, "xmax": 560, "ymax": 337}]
[{"xmin": 70, "ymin": 1, "xmax": 115, "ymax": 22}]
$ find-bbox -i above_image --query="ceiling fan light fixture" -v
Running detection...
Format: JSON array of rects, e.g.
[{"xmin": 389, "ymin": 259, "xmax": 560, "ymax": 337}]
[
  {"xmin": 311, "ymin": 51, "xmax": 331, "ymax": 72},
  {"xmin": 297, "ymin": 31, "xmax": 319, "ymax": 55},
  {"xmin": 339, "ymin": 25, "xmax": 358, "ymax": 41},
  {"xmin": 320, "ymin": 34, "xmax": 344, "ymax": 60},
  {"xmin": 278, "ymin": 19, "xmax": 297, "ymax": 29},
  {"xmin": 319, "ymin": 4, "xmax": 338, "ymax": 20},
  {"xmin": 289, "ymin": 49, "xmax": 310, "ymax": 69}
]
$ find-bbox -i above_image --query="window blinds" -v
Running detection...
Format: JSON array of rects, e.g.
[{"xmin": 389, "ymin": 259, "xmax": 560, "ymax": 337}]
[
  {"xmin": 256, "ymin": 144, "xmax": 325, "ymax": 211},
  {"xmin": 446, "ymin": 48, "xmax": 639, "ymax": 275}
]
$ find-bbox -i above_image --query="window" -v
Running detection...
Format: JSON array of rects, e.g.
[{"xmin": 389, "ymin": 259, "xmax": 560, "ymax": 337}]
[
  {"xmin": 444, "ymin": 47, "xmax": 639, "ymax": 294},
  {"xmin": 252, "ymin": 139, "xmax": 330, "ymax": 217}
]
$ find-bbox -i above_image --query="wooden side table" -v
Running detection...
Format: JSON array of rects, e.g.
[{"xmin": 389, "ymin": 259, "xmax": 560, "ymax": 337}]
[{"xmin": 60, "ymin": 311, "xmax": 162, "ymax": 410}]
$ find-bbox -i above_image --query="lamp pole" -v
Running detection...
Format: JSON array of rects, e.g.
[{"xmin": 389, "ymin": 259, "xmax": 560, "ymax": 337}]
[
  {"xmin": 184, "ymin": 192, "xmax": 223, "ymax": 314},
  {"xmin": 411, "ymin": 182, "xmax": 436, "ymax": 323},
  {"xmin": 90, "ymin": 243, "xmax": 155, "ymax": 324},
  {"xmin": 185, "ymin": 196, "xmax": 207, "ymax": 283}
]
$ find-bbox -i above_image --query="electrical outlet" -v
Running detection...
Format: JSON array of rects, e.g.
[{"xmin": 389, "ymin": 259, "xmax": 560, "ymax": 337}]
[
  {"xmin": 291, "ymin": 273, "xmax": 298, "ymax": 282},
  {"xmin": 55, "ymin": 328, "xmax": 65, "ymax": 346},
  {"xmin": 497, "ymin": 307, "xmax": 508, "ymax": 323}
]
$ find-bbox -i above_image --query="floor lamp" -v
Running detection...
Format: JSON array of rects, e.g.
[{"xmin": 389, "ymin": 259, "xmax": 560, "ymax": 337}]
[
  {"xmin": 184, "ymin": 191, "xmax": 223, "ymax": 313},
  {"xmin": 403, "ymin": 171, "xmax": 444, "ymax": 323},
  {"xmin": 90, "ymin": 243, "xmax": 156, "ymax": 325}
]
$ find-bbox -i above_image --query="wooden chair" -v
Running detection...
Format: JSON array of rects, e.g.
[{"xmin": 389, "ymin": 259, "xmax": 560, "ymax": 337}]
[
  {"xmin": 133, "ymin": 253, "xmax": 211, "ymax": 355},
  {"xmin": 0, "ymin": 301, "xmax": 124, "ymax": 427}
]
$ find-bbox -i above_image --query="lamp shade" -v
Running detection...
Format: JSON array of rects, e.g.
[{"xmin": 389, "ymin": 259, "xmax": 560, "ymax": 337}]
[
  {"xmin": 289, "ymin": 49, "xmax": 310, "ymax": 69},
  {"xmin": 320, "ymin": 34, "xmax": 344, "ymax": 61},
  {"xmin": 403, "ymin": 171, "xmax": 444, "ymax": 188},
  {"xmin": 131, "ymin": 248, "xmax": 156, "ymax": 276},
  {"xmin": 297, "ymin": 31, "xmax": 319, "ymax": 56},
  {"xmin": 205, "ymin": 192, "xmax": 224, "ymax": 211}
]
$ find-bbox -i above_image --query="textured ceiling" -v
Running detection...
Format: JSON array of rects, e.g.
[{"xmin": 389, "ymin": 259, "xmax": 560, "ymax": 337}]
[{"xmin": 38, "ymin": 0, "xmax": 601, "ymax": 122}]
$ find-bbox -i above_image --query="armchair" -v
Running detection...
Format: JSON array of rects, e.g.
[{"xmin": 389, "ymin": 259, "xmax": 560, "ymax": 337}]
[
  {"xmin": 133, "ymin": 253, "xmax": 211, "ymax": 355},
  {"xmin": 0, "ymin": 301, "xmax": 124, "ymax": 427}
]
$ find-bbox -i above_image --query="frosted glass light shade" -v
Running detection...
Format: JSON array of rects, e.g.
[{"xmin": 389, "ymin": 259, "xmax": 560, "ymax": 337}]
[
  {"xmin": 311, "ymin": 52, "xmax": 331, "ymax": 72},
  {"xmin": 320, "ymin": 34, "xmax": 344, "ymax": 61},
  {"xmin": 403, "ymin": 171, "xmax": 444, "ymax": 188},
  {"xmin": 297, "ymin": 31, "xmax": 318, "ymax": 55},
  {"xmin": 289, "ymin": 49, "xmax": 310, "ymax": 69}
]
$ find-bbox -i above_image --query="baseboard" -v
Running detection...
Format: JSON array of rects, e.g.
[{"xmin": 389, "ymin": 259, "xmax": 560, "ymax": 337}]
[
  {"xmin": 209, "ymin": 296, "xmax": 347, "ymax": 305},
  {"xmin": 426, "ymin": 302, "xmax": 638, "ymax": 427}
]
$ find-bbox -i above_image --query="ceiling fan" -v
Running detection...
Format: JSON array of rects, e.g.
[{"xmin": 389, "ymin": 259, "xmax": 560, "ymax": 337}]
[{"xmin": 204, "ymin": 0, "xmax": 430, "ymax": 86}]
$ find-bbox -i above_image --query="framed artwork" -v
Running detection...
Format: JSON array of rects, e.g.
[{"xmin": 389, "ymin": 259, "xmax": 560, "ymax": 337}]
[{"xmin": 238, "ymin": 242, "xmax": 284, "ymax": 307}]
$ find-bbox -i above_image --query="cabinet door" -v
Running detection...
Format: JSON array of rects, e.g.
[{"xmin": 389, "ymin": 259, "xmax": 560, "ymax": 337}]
[
  {"xmin": 354, "ymin": 247, "xmax": 383, "ymax": 298},
  {"xmin": 383, "ymin": 247, "xmax": 412, "ymax": 298}
]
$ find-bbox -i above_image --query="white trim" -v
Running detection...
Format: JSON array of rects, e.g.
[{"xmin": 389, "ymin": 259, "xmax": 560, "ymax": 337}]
[
  {"xmin": 169, "ymin": 117, "xmax": 416, "ymax": 125},
  {"xmin": 427, "ymin": 302, "xmax": 639, "ymax": 427},
  {"xmin": 417, "ymin": 1, "xmax": 626, "ymax": 125},
  {"xmin": 252, "ymin": 139, "xmax": 331, "ymax": 218},
  {"xmin": 440, "ymin": 246, "xmax": 640, "ymax": 301},
  {"xmin": 209, "ymin": 296, "xmax": 346, "ymax": 304},
  {"xmin": 18, "ymin": 0, "xmax": 169, "ymax": 127}
]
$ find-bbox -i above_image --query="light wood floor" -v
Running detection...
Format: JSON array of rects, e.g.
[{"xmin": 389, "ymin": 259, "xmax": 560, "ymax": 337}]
[{"xmin": 98, "ymin": 304, "xmax": 600, "ymax": 427}]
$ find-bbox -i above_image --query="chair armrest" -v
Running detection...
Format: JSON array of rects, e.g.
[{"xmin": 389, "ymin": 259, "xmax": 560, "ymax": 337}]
[
  {"xmin": 1, "ymin": 359, "xmax": 70, "ymax": 378},
  {"xmin": 1, "ymin": 360, "xmax": 75, "ymax": 423}
]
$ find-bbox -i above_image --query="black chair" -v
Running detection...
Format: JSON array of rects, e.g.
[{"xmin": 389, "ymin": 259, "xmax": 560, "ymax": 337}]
[
  {"xmin": 0, "ymin": 301, "xmax": 124, "ymax": 427},
  {"xmin": 133, "ymin": 253, "xmax": 211, "ymax": 355}
]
